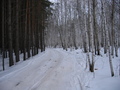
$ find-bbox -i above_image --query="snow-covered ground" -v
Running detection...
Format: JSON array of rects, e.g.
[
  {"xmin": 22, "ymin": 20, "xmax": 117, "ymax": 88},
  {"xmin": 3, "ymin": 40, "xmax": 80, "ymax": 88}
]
[{"xmin": 0, "ymin": 48, "xmax": 120, "ymax": 90}]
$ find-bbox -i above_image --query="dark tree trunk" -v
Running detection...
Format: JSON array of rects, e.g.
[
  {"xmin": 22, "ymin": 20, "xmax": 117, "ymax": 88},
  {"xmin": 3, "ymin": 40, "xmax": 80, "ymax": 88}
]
[
  {"xmin": 15, "ymin": 0, "xmax": 20, "ymax": 62},
  {"xmin": 2, "ymin": 0, "xmax": 5, "ymax": 70},
  {"xmin": 27, "ymin": 0, "xmax": 31, "ymax": 58},
  {"xmin": 8, "ymin": 0, "xmax": 14, "ymax": 66},
  {"xmin": 23, "ymin": 0, "xmax": 29, "ymax": 60}
]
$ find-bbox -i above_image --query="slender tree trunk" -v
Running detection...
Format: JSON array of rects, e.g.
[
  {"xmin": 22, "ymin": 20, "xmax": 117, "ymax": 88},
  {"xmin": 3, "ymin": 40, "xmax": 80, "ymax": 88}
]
[
  {"xmin": 88, "ymin": 0, "xmax": 91, "ymax": 52},
  {"xmin": 91, "ymin": 26, "xmax": 95, "ymax": 72},
  {"xmin": 58, "ymin": 27, "xmax": 64, "ymax": 49},
  {"xmin": 4, "ymin": 2, "xmax": 7, "ymax": 59},
  {"xmin": 16, "ymin": 0, "xmax": 20, "ymax": 62},
  {"xmin": 64, "ymin": 1, "xmax": 68, "ymax": 51},
  {"xmin": 24, "ymin": 0, "xmax": 29, "ymax": 60},
  {"xmin": 2, "ymin": 0, "xmax": 5, "ymax": 70},
  {"xmin": 8, "ymin": 0, "xmax": 14, "ymax": 66},
  {"xmin": 32, "ymin": 0, "xmax": 35, "ymax": 55},
  {"xmin": 27, "ymin": 0, "xmax": 31, "ymax": 58},
  {"xmin": 93, "ymin": 0, "xmax": 97, "ymax": 56},
  {"xmin": 83, "ymin": 0, "xmax": 91, "ymax": 71},
  {"xmin": 105, "ymin": 15, "xmax": 114, "ymax": 77},
  {"xmin": 77, "ymin": 0, "xmax": 83, "ymax": 49},
  {"xmin": 101, "ymin": 0, "xmax": 107, "ymax": 54},
  {"xmin": 111, "ymin": 0, "xmax": 115, "ymax": 57},
  {"xmin": 90, "ymin": 0, "xmax": 96, "ymax": 72},
  {"xmin": 115, "ymin": 31, "xmax": 118, "ymax": 57}
]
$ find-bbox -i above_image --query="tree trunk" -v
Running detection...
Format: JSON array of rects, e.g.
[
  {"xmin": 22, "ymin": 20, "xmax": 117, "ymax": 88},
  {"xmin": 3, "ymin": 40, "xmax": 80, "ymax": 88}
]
[
  {"xmin": 27, "ymin": 0, "xmax": 31, "ymax": 58},
  {"xmin": 15, "ymin": 0, "xmax": 20, "ymax": 62},
  {"xmin": 83, "ymin": 0, "xmax": 91, "ymax": 71},
  {"xmin": 8, "ymin": 0, "xmax": 14, "ymax": 66},
  {"xmin": 111, "ymin": 0, "xmax": 115, "ymax": 57},
  {"xmin": 105, "ymin": 14, "xmax": 114, "ymax": 77},
  {"xmin": 24, "ymin": 0, "xmax": 29, "ymax": 60},
  {"xmin": 2, "ymin": 0, "xmax": 5, "ymax": 70}
]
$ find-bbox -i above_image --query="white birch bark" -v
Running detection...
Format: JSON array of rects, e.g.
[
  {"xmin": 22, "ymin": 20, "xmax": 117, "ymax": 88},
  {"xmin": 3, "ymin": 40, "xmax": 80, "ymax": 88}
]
[
  {"xmin": 105, "ymin": 13, "xmax": 114, "ymax": 77},
  {"xmin": 90, "ymin": 0, "xmax": 95, "ymax": 72}
]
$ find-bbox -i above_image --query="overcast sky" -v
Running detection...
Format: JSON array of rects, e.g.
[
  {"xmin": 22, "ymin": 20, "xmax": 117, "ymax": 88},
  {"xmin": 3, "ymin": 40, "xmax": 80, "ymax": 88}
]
[{"xmin": 49, "ymin": 0, "xmax": 57, "ymax": 3}]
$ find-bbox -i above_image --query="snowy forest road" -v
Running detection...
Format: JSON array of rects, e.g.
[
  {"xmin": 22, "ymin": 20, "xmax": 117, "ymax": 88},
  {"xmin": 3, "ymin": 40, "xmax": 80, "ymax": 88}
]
[{"xmin": 0, "ymin": 49, "xmax": 76, "ymax": 90}]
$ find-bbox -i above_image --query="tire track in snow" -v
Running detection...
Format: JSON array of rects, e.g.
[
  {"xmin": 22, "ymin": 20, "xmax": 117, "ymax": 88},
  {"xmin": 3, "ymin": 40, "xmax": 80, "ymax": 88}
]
[
  {"xmin": 31, "ymin": 50, "xmax": 76, "ymax": 90},
  {"xmin": 0, "ymin": 50, "xmax": 56, "ymax": 90},
  {"xmin": 28, "ymin": 50, "xmax": 64, "ymax": 90},
  {"xmin": 0, "ymin": 52, "xmax": 46, "ymax": 81},
  {"xmin": 0, "ymin": 49, "xmax": 76, "ymax": 90},
  {"xmin": 12, "ymin": 50, "xmax": 55, "ymax": 90}
]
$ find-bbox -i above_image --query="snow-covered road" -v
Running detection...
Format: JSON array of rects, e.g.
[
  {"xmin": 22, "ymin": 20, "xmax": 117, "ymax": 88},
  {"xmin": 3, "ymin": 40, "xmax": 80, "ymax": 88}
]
[
  {"xmin": 0, "ymin": 49, "xmax": 76, "ymax": 90},
  {"xmin": 0, "ymin": 48, "xmax": 120, "ymax": 90}
]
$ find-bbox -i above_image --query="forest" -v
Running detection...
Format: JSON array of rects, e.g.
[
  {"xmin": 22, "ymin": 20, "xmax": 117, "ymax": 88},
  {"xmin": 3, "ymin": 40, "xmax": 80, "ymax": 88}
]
[
  {"xmin": 0, "ymin": 0, "xmax": 120, "ymax": 74},
  {"xmin": 0, "ymin": 0, "xmax": 120, "ymax": 90},
  {"xmin": 45, "ymin": 0, "xmax": 120, "ymax": 75},
  {"xmin": 0, "ymin": 0, "xmax": 52, "ymax": 69}
]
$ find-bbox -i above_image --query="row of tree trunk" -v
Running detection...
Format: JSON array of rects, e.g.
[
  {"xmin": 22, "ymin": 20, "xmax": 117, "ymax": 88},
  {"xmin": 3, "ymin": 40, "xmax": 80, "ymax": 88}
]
[
  {"xmin": 46, "ymin": 0, "xmax": 120, "ymax": 76},
  {"xmin": 0, "ymin": 0, "xmax": 52, "ymax": 70}
]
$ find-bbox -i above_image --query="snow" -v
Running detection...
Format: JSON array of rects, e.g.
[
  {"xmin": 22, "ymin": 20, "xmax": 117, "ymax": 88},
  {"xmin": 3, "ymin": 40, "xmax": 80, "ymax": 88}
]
[{"xmin": 0, "ymin": 48, "xmax": 120, "ymax": 90}]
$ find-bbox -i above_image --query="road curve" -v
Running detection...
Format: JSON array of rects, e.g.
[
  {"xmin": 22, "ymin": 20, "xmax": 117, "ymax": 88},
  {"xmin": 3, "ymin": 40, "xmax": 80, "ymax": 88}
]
[{"xmin": 0, "ymin": 49, "xmax": 75, "ymax": 90}]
